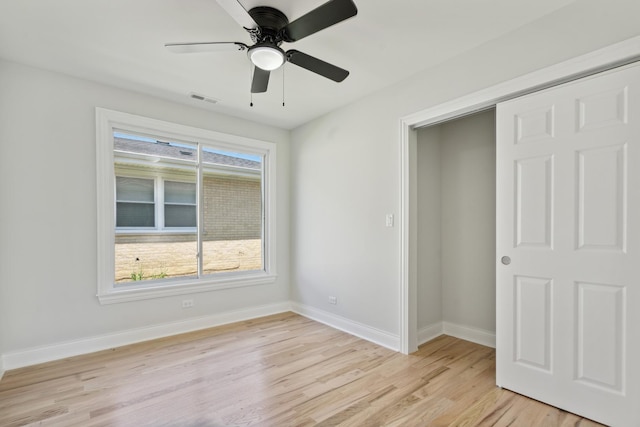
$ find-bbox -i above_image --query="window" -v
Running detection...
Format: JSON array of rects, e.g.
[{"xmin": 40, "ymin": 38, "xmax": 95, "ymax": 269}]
[
  {"xmin": 96, "ymin": 108, "xmax": 277, "ymax": 303},
  {"xmin": 114, "ymin": 177, "xmax": 197, "ymax": 230},
  {"xmin": 116, "ymin": 177, "xmax": 155, "ymax": 227},
  {"xmin": 164, "ymin": 181, "xmax": 196, "ymax": 227}
]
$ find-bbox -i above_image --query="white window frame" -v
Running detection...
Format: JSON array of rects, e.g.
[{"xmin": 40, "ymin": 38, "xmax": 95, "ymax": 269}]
[{"xmin": 96, "ymin": 108, "xmax": 277, "ymax": 304}]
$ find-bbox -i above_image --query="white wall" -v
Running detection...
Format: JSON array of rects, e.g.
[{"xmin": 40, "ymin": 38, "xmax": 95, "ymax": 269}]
[
  {"xmin": 0, "ymin": 59, "xmax": 290, "ymax": 362},
  {"xmin": 289, "ymin": 101, "xmax": 401, "ymax": 335},
  {"xmin": 416, "ymin": 111, "xmax": 496, "ymax": 336},
  {"xmin": 290, "ymin": 0, "xmax": 640, "ymax": 345},
  {"xmin": 416, "ymin": 126, "xmax": 442, "ymax": 329},
  {"xmin": 441, "ymin": 111, "xmax": 496, "ymax": 332}
]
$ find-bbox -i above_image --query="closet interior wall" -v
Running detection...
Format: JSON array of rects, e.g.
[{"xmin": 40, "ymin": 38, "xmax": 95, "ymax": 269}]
[{"xmin": 416, "ymin": 109, "xmax": 497, "ymax": 342}]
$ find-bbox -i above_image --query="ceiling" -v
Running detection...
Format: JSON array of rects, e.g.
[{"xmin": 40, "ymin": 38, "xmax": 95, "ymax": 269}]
[{"xmin": 0, "ymin": 0, "xmax": 574, "ymax": 129}]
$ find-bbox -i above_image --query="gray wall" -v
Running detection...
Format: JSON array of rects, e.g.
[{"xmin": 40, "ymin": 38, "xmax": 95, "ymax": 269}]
[
  {"xmin": 0, "ymin": 59, "xmax": 290, "ymax": 355},
  {"xmin": 290, "ymin": 0, "xmax": 640, "ymax": 340},
  {"xmin": 441, "ymin": 111, "xmax": 496, "ymax": 331},
  {"xmin": 416, "ymin": 126, "xmax": 442, "ymax": 328},
  {"xmin": 417, "ymin": 110, "xmax": 496, "ymax": 334}
]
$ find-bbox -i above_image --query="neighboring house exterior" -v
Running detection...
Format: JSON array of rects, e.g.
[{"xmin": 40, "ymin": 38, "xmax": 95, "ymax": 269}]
[{"xmin": 113, "ymin": 137, "xmax": 263, "ymax": 282}]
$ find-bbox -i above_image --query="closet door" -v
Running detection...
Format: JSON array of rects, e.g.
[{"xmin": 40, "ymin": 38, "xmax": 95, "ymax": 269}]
[{"xmin": 496, "ymin": 63, "xmax": 640, "ymax": 426}]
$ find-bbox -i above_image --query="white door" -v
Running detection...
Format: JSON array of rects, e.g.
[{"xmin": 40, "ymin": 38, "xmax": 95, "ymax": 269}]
[{"xmin": 496, "ymin": 63, "xmax": 640, "ymax": 426}]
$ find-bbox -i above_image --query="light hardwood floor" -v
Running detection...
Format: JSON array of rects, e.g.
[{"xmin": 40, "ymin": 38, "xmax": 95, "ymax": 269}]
[{"xmin": 0, "ymin": 312, "xmax": 603, "ymax": 426}]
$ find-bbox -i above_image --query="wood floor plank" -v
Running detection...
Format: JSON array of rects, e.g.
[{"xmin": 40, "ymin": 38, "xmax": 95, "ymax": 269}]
[{"xmin": 0, "ymin": 312, "xmax": 604, "ymax": 426}]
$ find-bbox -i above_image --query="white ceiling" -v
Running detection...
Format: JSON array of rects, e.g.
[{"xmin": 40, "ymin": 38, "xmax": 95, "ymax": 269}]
[{"xmin": 0, "ymin": 0, "xmax": 574, "ymax": 129}]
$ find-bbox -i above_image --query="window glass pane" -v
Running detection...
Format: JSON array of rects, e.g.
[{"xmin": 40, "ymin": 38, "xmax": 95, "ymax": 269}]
[
  {"xmin": 165, "ymin": 205, "xmax": 196, "ymax": 227},
  {"xmin": 114, "ymin": 133, "xmax": 197, "ymax": 284},
  {"xmin": 165, "ymin": 181, "xmax": 196, "ymax": 227},
  {"xmin": 201, "ymin": 147, "xmax": 263, "ymax": 275},
  {"xmin": 116, "ymin": 202, "xmax": 155, "ymax": 227},
  {"xmin": 116, "ymin": 177, "xmax": 154, "ymax": 202},
  {"xmin": 165, "ymin": 181, "xmax": 196, "ymax": 204}
]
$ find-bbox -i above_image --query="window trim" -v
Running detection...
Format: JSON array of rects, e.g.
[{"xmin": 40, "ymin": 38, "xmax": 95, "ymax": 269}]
[{"xmin": 96, "ymin": 108, "xmax": 277, "ymax": 304}]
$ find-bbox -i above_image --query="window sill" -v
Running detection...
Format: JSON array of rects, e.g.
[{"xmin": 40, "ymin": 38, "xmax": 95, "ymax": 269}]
[{"xmin": 97, "ymin": 271, "xmax": 277, "ymax": 304}]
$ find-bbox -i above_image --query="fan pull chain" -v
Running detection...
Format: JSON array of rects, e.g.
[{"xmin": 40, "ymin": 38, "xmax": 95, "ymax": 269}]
[
  {"xmin": 282, "ymin": 66, "xmax": 285, "ymax": 107},
  {"xmin": 249, "ymin": 62, "xmax": 254, "ymax": 107}
]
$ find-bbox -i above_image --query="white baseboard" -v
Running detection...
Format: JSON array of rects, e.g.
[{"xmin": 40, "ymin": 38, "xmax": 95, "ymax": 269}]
[
  {"xmin": 417, "ymin": 322, "xmax": 444, "ymax": 345},
  {"xmin": 417, "ymin": 321, "xmax": 496, "ymax": 348},
  {"xmin": 290, "ymin": 302, "xmax": 400, "ymax": 351},
  {"xmin": 1, "ymin": 302, "xmax": 291, "ymax": 371},
  {"xmin": 443, "ymin": 321, "xmax": 496, "ymax": 348},
  {"xmin": 0, "ymin": 304, "xmax": 496, "ymax": 373}
]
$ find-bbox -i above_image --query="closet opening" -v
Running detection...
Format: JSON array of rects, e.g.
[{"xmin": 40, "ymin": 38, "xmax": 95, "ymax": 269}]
[{"xmin": 415, "ymin": 109, "xmax": 497, "ymax": 348}]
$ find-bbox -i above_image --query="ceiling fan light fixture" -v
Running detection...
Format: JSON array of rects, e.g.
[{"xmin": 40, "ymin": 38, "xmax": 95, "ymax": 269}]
[{"xmin": 249, "ymin": 45, "xmax": 285, "ymax": 71}]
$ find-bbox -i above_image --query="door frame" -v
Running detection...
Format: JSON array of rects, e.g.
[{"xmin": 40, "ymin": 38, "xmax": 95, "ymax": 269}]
[{"xmin": 398, "ymin": 35, "xmax": 640, "ymax": 354}]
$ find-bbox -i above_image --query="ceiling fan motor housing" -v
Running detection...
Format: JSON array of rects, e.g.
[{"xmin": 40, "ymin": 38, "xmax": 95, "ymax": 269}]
[{"xmin": 248, "ymin": 6, "xmax": 289, "ymax": 45}]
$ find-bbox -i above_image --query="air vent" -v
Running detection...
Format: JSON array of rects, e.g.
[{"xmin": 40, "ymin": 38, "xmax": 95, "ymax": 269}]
[{"xmin": 189, "ymin": 92, "xmax": 219, "ymax": 104}]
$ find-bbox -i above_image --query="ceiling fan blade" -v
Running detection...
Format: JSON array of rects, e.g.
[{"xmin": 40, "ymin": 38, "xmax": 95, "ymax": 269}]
[
  {"xmin": 216, "ymin": 0, "xmax": 259, "ymax": 29},
  {"xmin": 251, "ymin": 67, "xmax": 270, "ymax": 93},
  {"xmin": 281, "ymin": 0, "xmax": 357, "ymax": 42},
  {"xmin": 165, "ymin": 42, "xmax": 247, "ymax": 54},
  {"xmin": 286, "ymin": 50, "xmax": 349, "ymax": 82}
]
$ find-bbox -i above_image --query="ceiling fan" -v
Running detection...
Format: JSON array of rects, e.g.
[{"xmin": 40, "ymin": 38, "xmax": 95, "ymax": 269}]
[{"xmin": 165, "ymin": 0, "xmax": 358, "ymax": 94}]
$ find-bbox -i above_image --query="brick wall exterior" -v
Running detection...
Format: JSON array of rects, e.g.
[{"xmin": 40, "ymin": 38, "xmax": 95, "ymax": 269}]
[
  {"xmin": 202, "ymin": 175, "xmax": 262, "ymax": 241},
  {"xmin": 115, "ymin": 239, "xmax": 262, "ymax": 282}
]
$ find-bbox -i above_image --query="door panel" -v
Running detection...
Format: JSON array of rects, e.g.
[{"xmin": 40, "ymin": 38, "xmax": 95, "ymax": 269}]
[
  {"xmin": 514, "ymin": 275, "xmax": 552, "ymax": 372},
  {"xmin": 515, "ymin": 155, "xmax": 554, "ymax": 248},
  {"xmin": 515, "ymin": 105, "xmax": 555, "ymax": 143},
  {"xmin": 497, "ymin": 63, "xmax": 640, "ymax": 426},
  {"xmin": 575, "ymin": 281, "xmax": 625, "ymax": 393},
  {"xmin": 576, "ymin": 144, "xmax": 627, "ymax": 251}
]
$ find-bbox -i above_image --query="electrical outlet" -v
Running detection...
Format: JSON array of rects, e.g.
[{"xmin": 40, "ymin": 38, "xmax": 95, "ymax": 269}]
[
  {"xmin": 182, "ymin": 299, "xmax": 194, "ymax": 309},
  {"xmin": 328, "ymin": 296, "xmax": 337, "ymax": 305}
]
